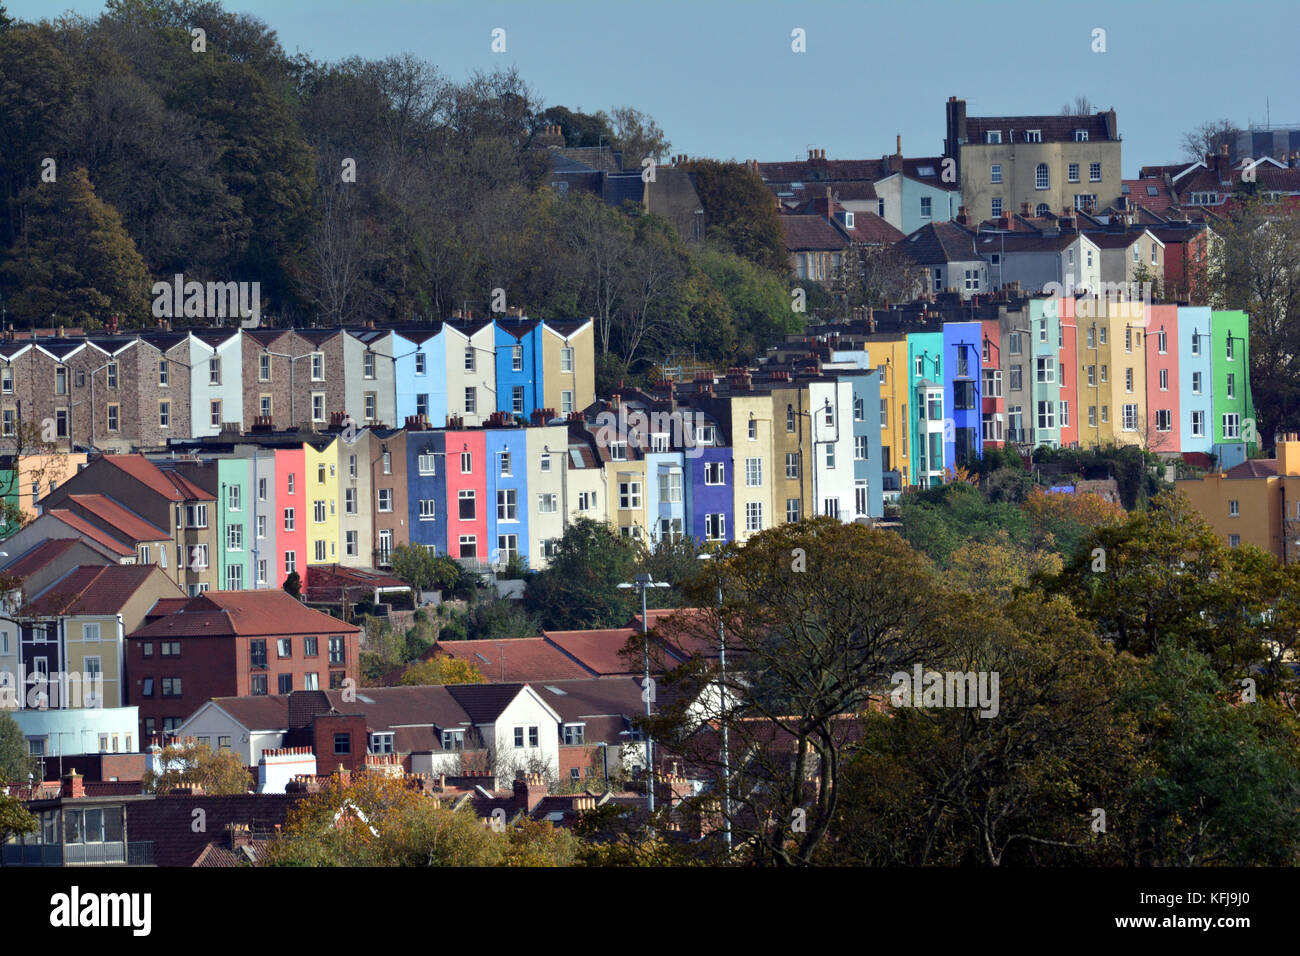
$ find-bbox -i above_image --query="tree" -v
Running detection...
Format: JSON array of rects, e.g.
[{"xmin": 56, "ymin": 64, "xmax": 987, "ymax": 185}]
[
  {"xmin": 143, "ymin": 740, "xmax": 251, "ymax": 795},
  {"xmin": 607, "ymin": 105, "xmax": 670, "ymax": 167},
  {"xmin": 0, "ymin": 166, "xmax": 152, "ymax": 326},
  {"xmin": 666, "ymin": 518, "xmax": 951, "ymax": 865},
  {"xmin": 1059, "ymin": 95, "xmax": 1096, "ymax": 116},
  {"xmin": 686, "ymin": 159, "xmax": 790, "ymax": 276},
  {"xmin": 1180, "ymin": 117, "xmax": 1236, "ymax": 163},
  {"xmin": 0, "ymin": 792, "xmax": 35, "ymax": 845},
  {"xmin": 282, "ymin": 571, "xmax": 302, "ymax": 600},
  {"xmin": 399, "ymin": 655, "xmax": 486, "ymax": 686},
  {"xmin": 389, "ymin": 543, "xmax": 463, "ymax": 593},
  {"xmin": 0, "ymin": 710, "xmax": 35, "ymax": 784},
  {"xmin": 522, "ymin": 517, "xmax": 637, "ymax": 630}
]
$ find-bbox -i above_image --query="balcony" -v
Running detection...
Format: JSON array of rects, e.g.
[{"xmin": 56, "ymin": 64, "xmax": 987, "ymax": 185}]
[{"xmin": 2, "ymin": 841, "xmax": 154, "ymax": 866}]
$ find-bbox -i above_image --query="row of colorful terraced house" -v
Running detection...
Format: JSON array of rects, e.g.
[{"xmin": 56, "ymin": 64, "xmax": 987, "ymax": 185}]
[
  {"xmin": 0, "ymin": 314, "xmax": 594, "ymax": 452},
  {"xmin": 776, "ymin": 287, "xmax": 1256, "ymax": 489}
]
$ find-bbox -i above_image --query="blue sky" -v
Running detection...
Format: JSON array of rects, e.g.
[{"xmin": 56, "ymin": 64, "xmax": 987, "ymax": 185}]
[{"xmin": 10, "ymin": 0, "xmax": 1300, "ymax": 176}]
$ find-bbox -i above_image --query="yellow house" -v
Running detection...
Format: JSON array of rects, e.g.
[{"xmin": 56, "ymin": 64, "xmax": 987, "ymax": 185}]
[
  {"xmin": 866, "ymin": 337, "xmax": 910, "ymax": 479},
  {"xmin": 1076, "ymin": 295, "xmax": 1147, "ymax": 447},
  {"xmin": 21, "ymin": 564, "xmax": 185, "ymax": 709},
  {"xmin": 769, "ymin": 380, "xmax": 812, "ymax": 524},
  {"xmin": 541, "ymin": 320, "xmax": 595, "ymax": 418},
  {"xmin": 304, "ymin": 437, "xmax": 341, "ymax": 566},
  {"xmin": 728, "ymin": 393, "xmax": 774, "ymax": 544},
  {"xmin": 607, "ymin": 456, "xmax": 648, "ymax": 544},
  {"xmin": 1177, "ymin": 436, "xmax": 1300, "ymax": 563},
  {"xmin": 3, "ymin": 452, "xmax": 88, "ymax": 527}
]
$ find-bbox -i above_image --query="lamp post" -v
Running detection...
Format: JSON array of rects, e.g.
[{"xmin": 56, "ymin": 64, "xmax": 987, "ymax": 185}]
[
  {"xmin": 697, "ymin": 551, "xmax": 732, "ymax": 853},
  {"xmin": 617, "ymin": 573, "xmax": 670, "ymax": 817}
]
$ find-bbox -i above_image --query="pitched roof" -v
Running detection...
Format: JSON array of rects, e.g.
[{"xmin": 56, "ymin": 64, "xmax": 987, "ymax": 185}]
[
  {"xmin": 25, "ymin": 564, "xmax": 174, "ymax": 617},
  {"xmin": 45, "ymin": 510, "xmax": 135, "ymax": 556},
  {"xmin": 102, "ymin": 455, "xmax": 213, "ymax": 501},
  {"xmin": 1122, "ymin": 177, "xmax": 1176, "ymax": 213},
  {"xmin": 431, "ymin": 638, "xmax": 592, "ymax": 683},
  {"xmin": 965, "ymin": 113, "xmax": 1116, "ymax": 144},
  {"xmin": 543, "ymin": 629, "xmax": 640, "ymax": 676},
  {"xmin": 780, "ymin": 214, "xmax": 850, "ymax": 251},
  {"xmin": 900, "ymin": 221, "xmax": 979, "ymax": 264},
  {"xmin": 129, "ymin": 590, "xmax": 359, "ymax": 639},
  {"xmin": 126, "ymin": 795, "xmax": 301, "ymax": 867},
  {"xmin": 445, "ymin": 682, "xmax": 526, "ymax": 723},
  {"xmin": 198, "ymin": 696, "xmax": 294, "ymax": 732},
  {"xmin": 1225, "ymin": 459, "xmax": 1278, "ymax": 479},
  {"xmin": 0, "ymin": 538, "xmax": 81, "ymax": 579},
  {"xmin": 65, "ymin": 494, "xmax": 170, "ymax": 543}
]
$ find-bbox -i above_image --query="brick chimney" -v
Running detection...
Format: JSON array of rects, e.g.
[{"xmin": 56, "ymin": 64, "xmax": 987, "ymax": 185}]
[
  {"xmin": 530, "ymin": 408, "xmax": 555, "ymax": 426},
  {"xmin": 513, "ymin": 771, "xmax": 548, "ymax": 812},
  {"xmin": 955, "ymin": 205, "xmax": 969, "ymax": 226},
  {"xmin": 228, "ymin": 822, "xmax": 252, "ymax": 849},
  {"xmin": 726, "ymin": 367, "xmax": 752, "ymax": 391},
  {"xmin": 61, "ymin": 769, "xmax": 84, "ymax": 799}
]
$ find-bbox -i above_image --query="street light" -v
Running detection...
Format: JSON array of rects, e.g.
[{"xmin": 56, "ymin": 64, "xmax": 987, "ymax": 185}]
[
  {"xmin": 617, "ymin": 572, "xmax": 670, "ymax": 817},
  {"xmin": 697, "ymin": 551, "xmax": 732, "ymax": 854}
]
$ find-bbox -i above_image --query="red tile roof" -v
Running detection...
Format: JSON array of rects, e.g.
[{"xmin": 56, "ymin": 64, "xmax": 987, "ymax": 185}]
[
  {"xmin": 24, "ymin": 564, "xmax": 178, "ymax": 617},
  {"xmin": 102, "ymin": 455, "xmax": 209, "ymax": 501},
  {"xmin": 130, "ymin": 590, "xmax": 360, "ymax": 638},
  {"xmin": 431, "ymin": 637, "xmax": 592, "ymax": 682},
  {"xmin": 543, "ymin": 628, "xmax": 640, "ymax": 676},
  {"xmin": 1225, "ymin": 459, "xmax": 1277, "ymax": 479},
  {"xmin": 0, "ymin": 538, "xmax": 81, "ymax": 579},
  {"xmin": 45, "ymin": 510, "xmax": 134, "ymax": 556},
  {"xmin": 780, "ymin": 214, "xmax": 850, "ymax": 251},
  {"xmin": 66, "ymin": 494, "xmax": 171, "ymax": 543}
]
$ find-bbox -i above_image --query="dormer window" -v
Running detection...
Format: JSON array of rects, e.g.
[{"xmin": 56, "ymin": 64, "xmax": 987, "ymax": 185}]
[
  {"xmin": 1074, "ymin": 130, "xmax": 1089, "ymax": 142},
  {"xmin": 985, "ymin": 130, "xmax": 1002, "ymax": 144},
  {"xmin": 844, "ymin": 212, "xmax": 855, "ymax": 228},
  {"xmin": 1025, "ymin": 130, "xmax": 1042, "ymax": 143}
]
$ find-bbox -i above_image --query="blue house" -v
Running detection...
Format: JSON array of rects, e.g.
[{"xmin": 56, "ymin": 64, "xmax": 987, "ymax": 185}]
[
  {"xmin": 406, "ymin": 428, "xmax": 448, "ymax": 555},
  {"xmin": 395, "ymin": 328, "xmax": 448, "ymax": 428},
  {"xmin": 495, "ymin": 318, "xmax": 544, "ymax": 421},
  {"xmin": 484, "ymin": 426, "xmax": 530, "ymax": 567},
  {"xmin": 645, "ymin": 450, "xmax": 687, "ymax": 544},
  {"xmin": 943, "ymin": 321, "xmax": 984, "ymax": 467}
]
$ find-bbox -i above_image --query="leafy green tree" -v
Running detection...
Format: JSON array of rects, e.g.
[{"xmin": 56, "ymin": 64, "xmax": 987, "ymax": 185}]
[
  {"xmin": 688, "ymin": 245, "xmax": 798, "ymax": 362},
  {"xmin": 523, "ymin": 517, "xmax": 637, "ymax": 630},
  {"xmin": 687, "ymin": 159, "xmax": 789, "ymax": 276},
  {"xmin": 1, "ymin": 166, "xmax": 151, "ymax": 325},
  {"xmin": 1119, "ymin": 643, "xmax": 1300, "ymax": 866},
  {"xmin": 0, "ymin": 793, "xmax": 35, "ymax": 843},
  {"xmin": 0, "ymin": 710, "xmax": 36, "ymax": 784},
  {"xmin": 463, "ymin": 594, "xmax": 539, "ymax": 641}
]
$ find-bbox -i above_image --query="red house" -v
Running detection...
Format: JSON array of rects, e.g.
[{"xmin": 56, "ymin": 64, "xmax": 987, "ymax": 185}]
[
  {"xmin": 1145, "ymin": 304, "xmax": 1181, "ymax": 454},
  {"xmin": 126, "ymin": 590, "xmax": 360, "ymax": 743},
  {"xmin": 443, "ymin": 423, "xmax": 487, "ymax": 562}
]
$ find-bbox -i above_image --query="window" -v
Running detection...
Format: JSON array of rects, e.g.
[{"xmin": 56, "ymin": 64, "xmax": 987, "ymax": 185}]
[
  {"xmin": 1007, "ymin": 405, "xmax": 1024, "ymax": 442},
  {"xmin": 1156, "ymin": 409, "xmax": 1172, "ymax": 432},
  {"xmin": 1191, "ymin": 411, "xmax": 1205, "ymax": 437},
  {"xmin": 226, "ymin": 564, "xmax": 243, "ymax": 589},
  {"xmin": 540, "ymin": 452, "xmax": 552, "ymax": 473},
  {"xmin": 376, "ymin": 488, "xmax": 392, "ymax": 513},
  {"xmin": 498, "ymin": 451, "xmax": 512, "ymax": 476},
  {"xmin": 312, "ymin": 393, "xmax": 325, "ymax": 422},
  {"xmin": 982, "ymin": 368, "xmax": 1003, "ymax": 397},
  {"xmin": 562, "ymin": 723, "xmax": 586, "ymax": 746},
  {"xmin": 364, "ymin": 393, "xmax": 376, "ymax": 421},
  {"xmin": 964, "ymin": 268, "xmax": 980, "ymax": 291},
  {"xmin": 1125, "ymin": 367, "xmax": 1134, "ymax": 392},
  {"xmin": 1101, "ymin": 406, "xmax": 1109, "ymax": 423},
  {"xmin": 1, "ymin": 366, "xmax": 10, "ymax": 393},
  {"xmin": 508, "ymin": 344, "xmax": 524, "ymax": 372},
  {"xmin": 259, "ymin": 353, "xmax": 271, "ymax": 382},
  {"xmin": 1192, "ymin": 372, "xmax": 1202, "ymax": 394},
  {"xmin": 1090, "ymin": 162, "xmax": 1102, "ymax": 182},
  {"xmin": 458, "ymin": 489, "xmax": 476, "ymax": 520},
  {"xmin": 1010, "ymin": 365, "xmax": 1023, "ymax": 391},
  {"xmin": 257, "ymin": 559, "xmax": 267, "ymax": 585},
  {"xmin": 227, "ymin": 523, "xmax": 243, "ymax": 550},
  {"xmin": 284, "ymin": 507, "xmax": 295, "ymax": 531},
  {"xmin": 162, "ymin": 678, "xmax": 183, "ymax": 697},
  {"xmin": 334, "ymin": 733, "xmax": 351, "ymax": 755},
  {"xmin": 991, "ymin": 197, "xmax": 1003, "ymax": 217},
  {"xmin": 1036, "ymin": 357, "xmax": 1055, "ymax": 384},
  {"xmin": 985, "ymin": 130, "xmax": 1002, "ymax": 144},
  {"xmin": 1068, "ymin": 163, "xmax": 1079, "ymax": 183},
  {"xmin": 287, "ymin": 473, "xmax": 295, "ymax": 494},
  {"xmin": 497, "ymin": 489, "xmax": 517, "ymax": 521},
  {"xmin": 705, "ymin": 513, "xmax": 726, "ymax": 541},
  {"xmin": 107, "ymin": 404, "xmax": 119, "ymax": 432},
  {"xmin": 990, "ymin": 164, "xmax": 1002, "ymax": 184},
  {"xmin": 1100, "ymin": 365, "xmax": 1108, "ymax": 383},
  {"xmin": 0, "ymin": 409, "xmax": 12, "ymax": 437},
  {"xmin": 313, "ymin": 499, "xmax": 326, "ymax": 523},
  {"xmin": 745, "ymin": 502, "xmax": 763, "ymax": 533},
  {"xmin": 745, "ymin": 457, "xmax": 763, "ymax": 486},
  {"xmin": 328, "ymin": 636, "xmax": 345, "ymax": 664},
  {"xmin": 1227, "ymin": 373, "xmax": 1236, "ymax": 399},
  {"xmin": 560, "ymin": 347, "xmax": 574, "ymax": 373},
  {"xmin": 1037, "ymin": 401, "xmax": 1056, "ymax": 430},
  {"xmin": 189, "ymin": 543, "xmax": 209, "ymax": 569},
  {"xmin": 209, "ymin": 356, "xmax": 221, "ymax": 385},
  {"xmin": 705, "ymin": 462, "xmax": 725, "ymax": 485},
  {"xmin": 1229, "ymin": 534, "xmax": 1241, "ymax": 548},
  {"xmin": 415, "ymin": 352, "xmax": 426, "ymax": 375},
  {"xmin": 510, "ymin": 386, "xmax": 525, "ymax": 415},
  {"xmin": 748, "ymin": 418, "xmax": 758, "ymax": 441},
  {"xmin": 619, "ymin": 481, "xmax": 642, "ymax": 509},
  {"xmin": 284, "ymin": 551, "xmax": 296, "ymax": 574},
  {"xmin": 1088, "ymin": 406, "xmax": 1097, "ymax": 427},
  {"xmin": 1074, "ymin": 194, "xmax": 1097, "ymax": 211},
  {"xmin": 854, "ymin": 434, "xmax": 870, "ymax": 461},
  {"xmin": 463, "ymin": 347, "xmax": 475, "ymax": 372},
  {"xmin": 160, "ymin": 641, "xmax": 180, "ymax": 657},
  {"xmin": 1121, "ymin": 404, "xmax": 1138, "ymax": 431},
  {"xmin": 880, "ymin": 400, "xmax": 888, "ymax": 427},
  {"xmin": 538, "ymin": 492, "xmax": 559, "ymax": 513},
  {"xmin": 786, "ymin": 498, "xmax": 801, "ymax": 523},
  {"xmin": 1009, "ymin": 332, "xmax": 1022, "ymax": 355},
  {"xmin": 363, "ymin": 351, "xmax": 376, "ymax": 380},
  {"xmin": 825, "ymin": 444, "xmax": 836, "ymax": 469},
  {"xmin": 310, "ymin": 352, "xmax": 324, "ymax": 381},
  {"xmin": 1223, "ymin": 413, "xmax": 1241, "ymax": 439},
  {"xmin": 785, "ymin": 453, "xmax": 800, "ymax": 479},
  {"xmin": 920, "ymin": 196, "xmax": 932, "ymax": 219},
  {"xmin": 1035, "ymin": 163, "xmax": 1049, "ymax": 189},
  {"xmin": 210, "ymin": 400, "xmax": 222, "ymax": 429},
  {"xmin": 458, "ymin": 535, "xmax": 477, "ymax": 558},
  {"xmin": 578, "ymin": 491, "xmax": 598, "ymax": 511},
  {"xmin": 497, "ymin": 533, "xmax": 519, "ymax": 563},
  {"xmin": 277, "ymin": 637, "xmax": 292, "ymax": 659},
  {"xmin": 442, "ymin": 730, "xmax": 465, "ymax": 750},
  {"xmin": 982, "ymin": 413, "xmax": 1004, "ymax": 442}
]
